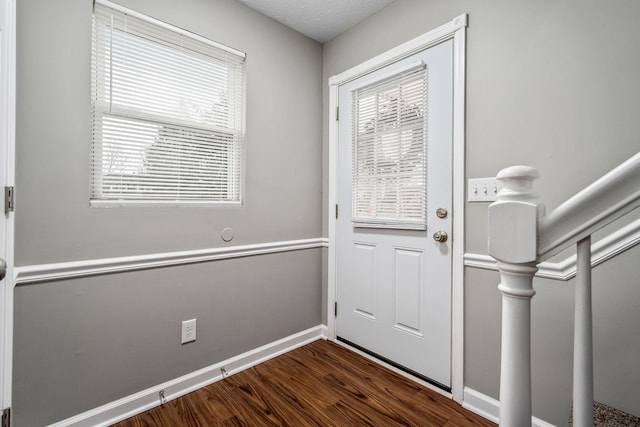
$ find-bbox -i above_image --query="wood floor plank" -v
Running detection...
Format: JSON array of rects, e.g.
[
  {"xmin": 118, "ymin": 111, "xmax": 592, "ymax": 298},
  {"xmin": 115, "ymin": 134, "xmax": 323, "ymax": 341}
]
[
  {"xmin": 112, "ymin": 340, "xmax": 496, "ymax": 427},
  {"xmin": 249, "ymin": 368, "xmax": 339, "ymax": 425},
  {"xmin": 257, "ymin": 355, "xmax": 341, "ymax": 407}
]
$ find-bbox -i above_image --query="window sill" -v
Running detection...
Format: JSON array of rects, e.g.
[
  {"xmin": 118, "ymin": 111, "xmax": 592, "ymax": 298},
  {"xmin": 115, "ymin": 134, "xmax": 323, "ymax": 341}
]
[{"xmin": 90, "ymin": 199, "xmax": 243, "ymax": 208}]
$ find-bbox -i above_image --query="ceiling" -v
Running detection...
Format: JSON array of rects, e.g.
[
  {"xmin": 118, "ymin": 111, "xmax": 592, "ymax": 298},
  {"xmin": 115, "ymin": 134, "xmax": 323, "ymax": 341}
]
[{"xmin": 235, "ymin": 0, "xmax": 395, "ymax": 43}]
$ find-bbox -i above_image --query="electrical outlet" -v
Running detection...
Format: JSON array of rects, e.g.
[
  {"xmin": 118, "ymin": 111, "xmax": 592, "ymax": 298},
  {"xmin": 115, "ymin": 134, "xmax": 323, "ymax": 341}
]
[
  {"xmin": 468, "ymin": 177, "xmax": 503, "ymax": 202},
  {"xmin": 181, "ymin": 319, "xmax": 196, "ymax": 344}
]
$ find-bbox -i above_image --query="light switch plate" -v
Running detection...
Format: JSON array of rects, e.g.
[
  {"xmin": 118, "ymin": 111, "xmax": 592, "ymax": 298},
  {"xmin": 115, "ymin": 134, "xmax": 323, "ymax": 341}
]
[{"xmin": 468, "ymin": 178, "xmax": 503, "ymax": 202}]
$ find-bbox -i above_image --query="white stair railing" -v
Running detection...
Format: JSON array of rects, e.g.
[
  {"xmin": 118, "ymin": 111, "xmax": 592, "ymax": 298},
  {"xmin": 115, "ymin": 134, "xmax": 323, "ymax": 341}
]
[
  {"xmin": 488, "ymin": 152, "xmax": 640, "ymax": 426},
  {"xmin": 573, "ymin": 236, "xmax": 593, "ymax": 427}
]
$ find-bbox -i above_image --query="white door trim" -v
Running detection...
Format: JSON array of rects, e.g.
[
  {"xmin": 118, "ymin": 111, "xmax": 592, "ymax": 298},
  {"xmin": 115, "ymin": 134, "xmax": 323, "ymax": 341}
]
[
  {"xmin": 327, "ymin": 13, "xmax": 467, "ymax": 402},
  {"xmin": 0, "ymin": 0, "xmax": 16, "ymax": 413}
]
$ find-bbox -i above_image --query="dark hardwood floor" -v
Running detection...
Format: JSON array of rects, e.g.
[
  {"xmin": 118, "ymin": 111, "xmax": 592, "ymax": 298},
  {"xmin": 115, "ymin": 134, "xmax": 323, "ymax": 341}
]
[{"xmin": 112, "ymin": 339, "xmax": 495, "ymax": 426}]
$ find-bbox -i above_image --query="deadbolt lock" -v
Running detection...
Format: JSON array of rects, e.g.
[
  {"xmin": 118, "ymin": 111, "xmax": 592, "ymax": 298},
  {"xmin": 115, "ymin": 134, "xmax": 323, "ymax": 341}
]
[
  {"xmin": 436, "ymin": 208, "xmax": 448, "ymax": 218},
  {"xmin": 433, "ymin": 231, "xmax": 448, "ymax": 243}
]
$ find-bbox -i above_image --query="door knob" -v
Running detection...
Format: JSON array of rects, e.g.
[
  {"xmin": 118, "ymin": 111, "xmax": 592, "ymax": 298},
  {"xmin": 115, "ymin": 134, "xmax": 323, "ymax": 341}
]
[
  {"xmin": 436, "ymin": 208, "xmax": 448, "ymax": 218},
  {"xmin": 433, "ymin": 231, "xmax": 448, "ymax": 243}
]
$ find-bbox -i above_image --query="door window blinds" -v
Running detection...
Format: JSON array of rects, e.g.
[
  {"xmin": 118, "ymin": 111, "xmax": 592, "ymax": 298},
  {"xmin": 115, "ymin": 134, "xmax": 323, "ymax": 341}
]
[
  {"xmin": 91, "ymin": 1, "xmax": 246, "ymax": 206},
  {"xmin": 351, "ymin": 63, "xmax": 428, "ymax": 229}
]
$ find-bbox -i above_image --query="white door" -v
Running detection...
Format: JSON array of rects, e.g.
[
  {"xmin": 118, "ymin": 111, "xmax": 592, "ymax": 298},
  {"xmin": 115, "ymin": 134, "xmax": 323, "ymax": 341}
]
[
  {"xmin": 0, "ymin": 0, "xmax": 14, "ymax": 416},
  {"xmin": 336, "ymin": 39, "xmax": 453, "ymax": 389}
]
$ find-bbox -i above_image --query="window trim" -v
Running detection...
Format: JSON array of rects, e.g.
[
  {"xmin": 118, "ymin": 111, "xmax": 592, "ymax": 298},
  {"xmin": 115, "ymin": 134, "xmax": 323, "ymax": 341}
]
[
  {"xmin": 90, "ymin": 0, "xmax": 246, "ymax": 208},
  {"xmin": 95, "ymin": 0, "xmax": 245, "ymax": 60}
]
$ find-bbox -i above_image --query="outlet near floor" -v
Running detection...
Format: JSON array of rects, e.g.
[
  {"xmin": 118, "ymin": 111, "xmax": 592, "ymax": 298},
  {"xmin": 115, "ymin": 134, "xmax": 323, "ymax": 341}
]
[{"xmin": 181, "ymin": 319, "xmax": 197, "ymax": 344}]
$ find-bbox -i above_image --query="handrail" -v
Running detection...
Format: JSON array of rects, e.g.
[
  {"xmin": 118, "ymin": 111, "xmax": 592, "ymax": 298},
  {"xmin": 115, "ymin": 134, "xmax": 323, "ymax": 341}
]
[
  {"xmin": 488, "ymin": 152, "xmax": 640, "ymax": 427},
  {"xmin": 538, "ymin": 152, "xmax": 640, "ymax": 260}
]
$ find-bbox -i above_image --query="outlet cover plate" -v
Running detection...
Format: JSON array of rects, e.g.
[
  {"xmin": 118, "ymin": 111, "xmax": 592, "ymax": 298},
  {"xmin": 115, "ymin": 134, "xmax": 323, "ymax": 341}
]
[{"xmin": 181, "ymin": 319, "xmax": 196, "ymax": 344}]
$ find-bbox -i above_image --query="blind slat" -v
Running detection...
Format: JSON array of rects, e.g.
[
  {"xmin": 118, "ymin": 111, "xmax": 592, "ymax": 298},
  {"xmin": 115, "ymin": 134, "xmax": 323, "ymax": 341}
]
[
  {"xmin": 91, "ymin": 2, "xmax": 245, "ymax": 205},
  {"xmin": 352, "ymin": 66, "xmax": 428, "ymax": 229}
]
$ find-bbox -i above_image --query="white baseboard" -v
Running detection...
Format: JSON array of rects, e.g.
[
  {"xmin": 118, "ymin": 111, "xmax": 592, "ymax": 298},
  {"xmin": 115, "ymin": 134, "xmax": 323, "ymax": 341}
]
[
  {"xmin": 462, "ymin": 387, "xmax": 556, "ymax": 427},
  {"xmin": 462, "ymin": 387, "xmax": 500, "ymax": 424},
  {"xmin": 47, "ymin": 325, "xmax": 326, "ymax": 427}
]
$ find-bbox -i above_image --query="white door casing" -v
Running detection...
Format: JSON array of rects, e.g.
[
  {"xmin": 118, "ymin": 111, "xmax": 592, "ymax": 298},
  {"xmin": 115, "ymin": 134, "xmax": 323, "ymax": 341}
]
[
  {"xmin": 336, "ymin": 40, "xmax": 453, "ymax": 389},
  {"xmin": 0, "ymin": 0, "xmax": 16, "ymax": 413},
  {"xmin": 327, "ymin": 14, "xmax": 467, "ymax": 401}
]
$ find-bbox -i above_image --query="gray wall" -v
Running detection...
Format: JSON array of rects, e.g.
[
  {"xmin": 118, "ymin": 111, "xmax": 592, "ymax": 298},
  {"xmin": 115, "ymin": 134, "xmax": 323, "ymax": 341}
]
[
  {"xmin": 14, "ymin": 0, "xmax": 640, "ymax": 424},
  {"xmin": 14, "ymin": 250, "xmax": 321, "ymax": 426},
  {"xmin": 323, "ymin": 0, "xmax": 640, "ymax": 424},
  {"xmin": 16, "ymin": 0, "xmax": 323, "ymax": 265},
  {"xmin": 15, "ymin": 0, "xmax": 323, "ymax": 425}
]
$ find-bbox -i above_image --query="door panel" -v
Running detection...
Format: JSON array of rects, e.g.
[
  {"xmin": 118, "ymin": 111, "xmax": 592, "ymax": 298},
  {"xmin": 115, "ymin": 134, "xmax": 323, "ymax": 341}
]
[
  {"xmin": 393, "ymin": 247, "xmax": 424, "ymax": 335},
  {"xmin": 353, "ymin": 243, "xmax": 376, "ymax": 318},
  {"xmin": 336, "ymin": 39, "xmax": 453, "ymax": 388}
]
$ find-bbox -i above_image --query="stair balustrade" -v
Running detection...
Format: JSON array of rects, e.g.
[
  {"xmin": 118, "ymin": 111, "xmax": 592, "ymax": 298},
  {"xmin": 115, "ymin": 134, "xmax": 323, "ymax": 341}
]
[{"xmin": 488, "ymin": 152, "xmax": 640, "ymax": 426}]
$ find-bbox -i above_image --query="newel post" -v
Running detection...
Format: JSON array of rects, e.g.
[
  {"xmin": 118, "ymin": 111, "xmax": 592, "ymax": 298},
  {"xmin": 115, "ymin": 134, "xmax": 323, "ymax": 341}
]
[{"xmin": 489, "ymin": 166, "xmax": 542, "ymax": 427}]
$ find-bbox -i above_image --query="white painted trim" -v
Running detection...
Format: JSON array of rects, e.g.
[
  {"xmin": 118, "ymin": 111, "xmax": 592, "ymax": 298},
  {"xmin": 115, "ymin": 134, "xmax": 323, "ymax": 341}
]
[
  {"xmin": 538, "ymin": 152, "xmax": 640, "ymax": 260},
  {"xmin": 0, "ymin": 0, "xmax": 16, "ymax": 412},
  {"xmin": 327, "ymin": 83, "xmax": 355, "ymax": 326},
  {"xmin": 327, "ymin": 13, "xmax": 468, "ymax": 403},
  {"xmin": 464, "ymin": 217, "xmax": 640, "ymax": 281},
  {"xmin": 47, "ymin": 326, "xmax": 325, "ymax": 427},
  {"xmin": 462, "ymin": 253, "xmax": 496, "ymax": 270},
  {"xmin": 464, "ymin": 253, "xmax": 570, "ymax": 280},
  {"xmin": 326, "ymin": 82, "xmax": 338, "ymax": 341},
  {"xmin": 14, "ymin": 238, "xmax": 326, "ymax": 285},
  {"xmin": 462, "ymin": 387, "xmax": 557, "ymax": 427},
  {"xmin": 450, "ymin": 21, "xmax": 467, "ymax": 404},
  {"xmin": 328, "ymin": 13, "xmax": 467, "ymax": 86},
  {"xmin": 95, "ymin": 0, "xmax": 246, "ymax": 59},
  {"xmin": 462, "ymin": 387, "xmax": 500, "ymax": 424}
]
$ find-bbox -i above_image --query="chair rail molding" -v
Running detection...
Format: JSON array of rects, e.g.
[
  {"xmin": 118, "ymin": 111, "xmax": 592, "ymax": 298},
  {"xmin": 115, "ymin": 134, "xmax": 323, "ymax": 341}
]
[
  {"xmin": 14, "ymin": 238, "xmax": 328, "ymax": 285},
  {"xmin": 464, "ymin": 216, "xmax": 640, "ymax": 281}
]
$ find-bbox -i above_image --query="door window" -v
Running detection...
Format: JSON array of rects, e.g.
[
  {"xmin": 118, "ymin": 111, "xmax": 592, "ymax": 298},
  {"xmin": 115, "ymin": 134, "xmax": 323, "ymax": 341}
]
[{"xmin": 351, "ymin": 63, "xmax": 428, "ymax": 230}]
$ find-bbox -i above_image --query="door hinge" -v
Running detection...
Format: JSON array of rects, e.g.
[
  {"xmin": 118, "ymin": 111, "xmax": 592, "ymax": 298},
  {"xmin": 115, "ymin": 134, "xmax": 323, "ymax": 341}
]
[
  {"xmin": 335, "ymin": 106, "xmax": 339, "ymax": 121},
  {"xmin": 335, "ymin": 204, "xmax": 339, "ymax": 219},
  {"xmin": 334, "ymin": 301, "xmax": 338, "ymax": 317},
  {"xmin": 4, "ymin": 186, "xmax": 14, "ymax": 214},
  {"xmin": 1, "ymin": 407, "xmax": 10, "ymax": 427}
]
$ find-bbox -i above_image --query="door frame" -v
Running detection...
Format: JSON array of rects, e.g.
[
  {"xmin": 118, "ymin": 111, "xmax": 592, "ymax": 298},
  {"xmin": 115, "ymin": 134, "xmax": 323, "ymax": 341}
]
[
  {"xmin": 0, "ymin": 0, "xmax": 16, "ymax": 414},
  {"xmin": 327, "ymin": 14, "xmax": 467, "ymax": 402}
]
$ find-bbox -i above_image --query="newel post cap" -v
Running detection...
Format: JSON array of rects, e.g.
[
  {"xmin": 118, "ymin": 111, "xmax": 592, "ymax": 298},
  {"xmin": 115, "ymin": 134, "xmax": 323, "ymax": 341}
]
[
  {"xmin": 496, "ymin": 165, "xmax": 540, "ymax": 201},
  {"xmin": 489, "ymin": 165, "xmax": 541, "ymax": 263}
]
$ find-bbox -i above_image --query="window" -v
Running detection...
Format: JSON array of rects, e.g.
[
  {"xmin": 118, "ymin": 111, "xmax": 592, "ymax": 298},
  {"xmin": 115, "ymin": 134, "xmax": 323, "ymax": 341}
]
[
  {"xmin": 351, "ymin": 63, "xmax": 428, "ymax": 229},
  {"xmin": 91, "ymin": 0, "xmax": 246, "ymax": 206}
]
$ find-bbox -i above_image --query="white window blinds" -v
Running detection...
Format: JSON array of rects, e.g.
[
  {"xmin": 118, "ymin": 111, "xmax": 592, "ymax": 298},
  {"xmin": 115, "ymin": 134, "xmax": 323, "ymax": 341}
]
[
  {"xmin": 351, "ymin": 63, "xmax": 428, "ymax": 229},
  {"xmin": 91, "ymin": 1, "xmax": 246, "ymax": 206}
]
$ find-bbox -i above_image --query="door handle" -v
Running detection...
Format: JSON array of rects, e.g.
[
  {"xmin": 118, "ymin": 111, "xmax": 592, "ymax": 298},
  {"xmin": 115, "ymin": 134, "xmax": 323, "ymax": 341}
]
[
  {"xmin": 433, "ymin": 231, "xmax": 448, "ymax": 243},
  {"xmin": 0, "ymin": 258, "xmax": 6, "ymax": 281},
  {"xmin": 436, "ymin": 208, "xmax": 448, "ymax": 218}
]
